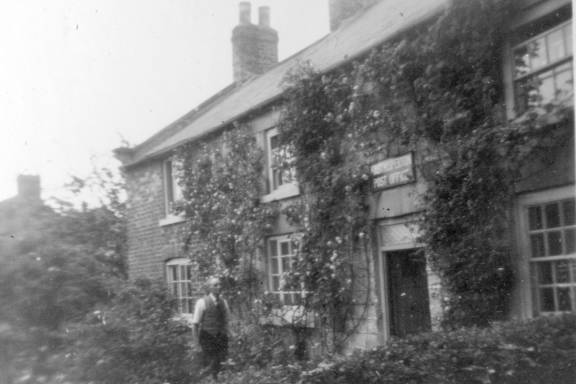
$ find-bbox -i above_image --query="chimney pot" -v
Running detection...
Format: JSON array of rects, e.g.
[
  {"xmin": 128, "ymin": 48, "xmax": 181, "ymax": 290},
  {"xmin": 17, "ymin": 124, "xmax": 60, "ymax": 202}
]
[
  {"xmin": 239, "ymin": 1, "xmax": 251, "ymax": 25},
  {"xmin": 258, "ymin": 6, "xmax": 271, "ymax": 27}
]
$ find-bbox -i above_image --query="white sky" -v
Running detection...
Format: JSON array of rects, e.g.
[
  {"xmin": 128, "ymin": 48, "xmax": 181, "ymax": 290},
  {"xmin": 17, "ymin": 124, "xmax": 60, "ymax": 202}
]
[{"xmin": 0, "ymin": 0, "xmax": 329, "ymax": 202}]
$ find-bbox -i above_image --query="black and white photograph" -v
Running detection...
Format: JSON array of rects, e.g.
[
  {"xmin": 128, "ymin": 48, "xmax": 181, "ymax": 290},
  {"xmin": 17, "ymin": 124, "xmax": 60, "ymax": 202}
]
[{"xmin": 0, "ymin": 0, "xmax": 574, "ymax": 383}]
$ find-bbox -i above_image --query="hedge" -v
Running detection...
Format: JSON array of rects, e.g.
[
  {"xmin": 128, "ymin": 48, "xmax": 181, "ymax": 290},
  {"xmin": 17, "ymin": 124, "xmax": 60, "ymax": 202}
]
[{"xmin": 215, "ymin": 314, "xmax": 576, "ymax": 384}]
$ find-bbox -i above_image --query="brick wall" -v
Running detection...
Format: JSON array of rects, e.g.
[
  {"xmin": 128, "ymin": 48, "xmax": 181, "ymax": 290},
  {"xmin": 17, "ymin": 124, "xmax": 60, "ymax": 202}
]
[{"xmin": 125, "ymin": 160, "xmax": 188, "ymax": 281}]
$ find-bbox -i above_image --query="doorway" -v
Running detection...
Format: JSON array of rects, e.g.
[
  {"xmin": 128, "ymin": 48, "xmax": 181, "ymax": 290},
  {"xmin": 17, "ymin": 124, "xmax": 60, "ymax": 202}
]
[{"xmin": 386, "ymin": 249, "xmax": 431, "ymax": 337}]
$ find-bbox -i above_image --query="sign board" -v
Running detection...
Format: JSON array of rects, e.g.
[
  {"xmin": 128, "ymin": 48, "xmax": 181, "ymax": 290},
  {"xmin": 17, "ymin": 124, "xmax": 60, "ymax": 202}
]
[{"xmin": 371, "ymin": 153, "xmax": 415, "ymax": 190}]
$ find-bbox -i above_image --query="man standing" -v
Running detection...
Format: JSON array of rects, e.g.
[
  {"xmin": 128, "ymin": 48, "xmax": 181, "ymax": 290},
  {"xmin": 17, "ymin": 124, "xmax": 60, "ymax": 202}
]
[{"xmin": 192, "ymin": 277, "xmax": 230, "ymax": 380}]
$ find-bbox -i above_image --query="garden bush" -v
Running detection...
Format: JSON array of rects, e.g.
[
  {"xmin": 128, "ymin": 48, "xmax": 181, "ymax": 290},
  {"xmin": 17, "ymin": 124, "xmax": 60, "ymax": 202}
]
[
  {"xmin": 220, "ymin": 314, "xmax": 576, "ymax": 384},
  {"xmin": 66, "ymin": 279, "xmax": 194, "ymax": 384}
]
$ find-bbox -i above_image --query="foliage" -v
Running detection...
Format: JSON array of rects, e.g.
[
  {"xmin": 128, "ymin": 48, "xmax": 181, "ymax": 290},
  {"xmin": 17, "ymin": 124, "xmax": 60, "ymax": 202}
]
[
  {"xmin": 0, "ymin": 167, "xmax": 127, "ymax": 383},
  {"xmin": 176, "ymin": 129, "xmax": 279, "ymax": 313},
  {"xmin": 422, "ymin": 104, "xmax": 573, "ymax": 326},
  {"xmin": 66, "ymin": 279, "xmax": 193, "ymax": 384},
  {"xmin": 220, "ymin": 314, "xmax": 576, "ymax": 384},
  {"xmin": 277, "ymin": 0, "xmax": 572, "ymax": 328},
  {"xmin": 278, "ymin": 63, "xmax": 373, "ymax": 351}
]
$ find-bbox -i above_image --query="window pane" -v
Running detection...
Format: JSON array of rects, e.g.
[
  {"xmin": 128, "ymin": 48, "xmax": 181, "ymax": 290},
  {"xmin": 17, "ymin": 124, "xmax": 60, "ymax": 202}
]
[
  {"xmin": 186, "ymin": 265, "xmax": 192, "ymax": 281},
  {"xmin": 547, "ymin": 28, "xmax": 565, "ymax": 62},
  {"xmin": 545, "ymin": 203, "xmax": 561, "ymax": 228},
  {"xmin": 293, "ymin": 294, "xmax": 302, "ymax": 305},
  {"xmin": 538, "ymin": 262, "xmax": 553, "ymax": 284},
  {"xmin": 537, "ymin": 74, "xmax": 555, "ymax": 105},
  {"xmin": 547, "ymin": 231, "xmax": 563, "ymax": 255},
  {"xmin": 284, "ymin": 294, "xmax": 293, "ymax": 306},
  {"xmin": 554, "ymin": 66, "xmax": 573, "ymax": 100},
  {"xmin": 555, "ymin": 260, "xmax": 570, "ymax": 283},
  {"xmin": 272, "ymin": 276, "xmax": 280, "ymax": 291},
  {"xmin": 557, "ymin": 288, "xmax": 572, "ymax": 311},
  {"xmin": 565, "ymin": 229, "xmax": 575, "ymax": 254},
  {"xmin": 271, "ymin": 257, "xmax": 279, "ymax": 274},
  {"xmin": 515, "ymin": 81, "xmax": 529, "ymax": 112},
  {"xmin": 514, "ymin": 45, "xmax": 531, "ymax": 77},
  {"xmin": 171, "ymin": 283, "xmax": 178, "ymax": 295},
  {"xmin": 169, "ymin": 266, "xmax": 177, "ymax": 282},
  {"xmin": 282, "ymin": 257, "xmax": 291, "ymax": 273},
  {"xmin": 564, "ymin": 23, "xmax": 572, "ymax": 55},
  {"xmin": 529, "ymin": 37, "xmax": 548, "ymax": 69},
  {"xmin": 540, "ymin": 288, "xmax": 555, "ymax": 312},
  {"xmin": 269, "ymin": 240, "xmax": 278, "ymax": 257},
  {"xmin": 280, "ymin": 241, "xmax": 290, "ymax": 256},
  {"xmin": 270, "ymin": 134, "xmax": 279, "ymax": 150},
  {"xmin": 180, "ymin": 266, "xmax": 187, "ymax": 281},
  {"xmin": 529, "ymin": 206, "xmax": 543, "ymax": 230},
  {"xmin": 531, "ymin": 234, "xmax": 545, "ymax": 257},
  {"xmin": 563, "ymin": 199, "xmax": 575, "ymax": 225}
]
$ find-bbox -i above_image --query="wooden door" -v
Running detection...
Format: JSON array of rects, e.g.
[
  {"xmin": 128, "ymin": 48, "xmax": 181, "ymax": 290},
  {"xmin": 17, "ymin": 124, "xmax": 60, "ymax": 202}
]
[{"xmin": 387, "ymin": 249, "xmax": 431, "ymax": 337}]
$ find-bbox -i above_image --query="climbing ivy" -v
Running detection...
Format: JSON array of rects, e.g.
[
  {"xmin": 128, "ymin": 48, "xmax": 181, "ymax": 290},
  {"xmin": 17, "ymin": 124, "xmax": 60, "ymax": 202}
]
[
  {"xmin": 174, "ymin": 0, "xmax": 573, "ymax": 345},
  {"xmin": 278, "ymin": 0, "xmax": 573, "ymax": 329},
  {"xmin": 175, "ymin": 128, "xmax": 279, "ymax": 313}
]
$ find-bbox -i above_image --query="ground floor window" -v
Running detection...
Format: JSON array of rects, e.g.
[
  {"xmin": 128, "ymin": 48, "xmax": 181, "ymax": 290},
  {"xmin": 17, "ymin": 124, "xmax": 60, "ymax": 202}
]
[
  {"xmin": 165, "ymin": 258, "xmax": 194, "ymax": 315},
  {"xmin": 267, "ymin": 234, "xmax": 302, "ymax": 305},
  {"xmin": 518, "ymin": 186, "xmax": 576, "ymax": 315}
]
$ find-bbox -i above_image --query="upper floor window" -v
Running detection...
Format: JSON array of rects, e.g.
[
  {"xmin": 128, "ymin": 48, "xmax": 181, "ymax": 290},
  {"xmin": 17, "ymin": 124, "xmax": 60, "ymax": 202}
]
[
  {"xmin": 512, "ymin": 19, "xmax": 573, "ymax": 113},
  {"xmin": 526, "ymin": 197, "xmax": 575, "ymax": 314},
  {"xmin": 266, "ymin": 128, "xmax": 297, "ymax": 194},
  {"xmin": 267, "ymin": 234, "xmax": 302, "ymax": 305},
  {"xmin": 166, "ymin": 258, "xmax": 195, "ymax": 315},
  {"xmin": 163, "ymin": 158, "xmax": 183, "ymax": 215}
]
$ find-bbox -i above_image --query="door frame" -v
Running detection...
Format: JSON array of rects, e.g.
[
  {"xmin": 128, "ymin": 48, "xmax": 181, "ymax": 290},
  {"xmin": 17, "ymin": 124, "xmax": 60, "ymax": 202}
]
[{"xmin": 375, "ymin": 218, "xmax": 421, "ymax": 341}]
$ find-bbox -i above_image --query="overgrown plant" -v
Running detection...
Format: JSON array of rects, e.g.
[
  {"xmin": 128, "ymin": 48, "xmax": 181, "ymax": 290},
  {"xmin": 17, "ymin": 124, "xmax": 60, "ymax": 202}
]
[
  {"xmin": 176, "ymin": 128, "xmax": 279, "ymax": 316},
  {"xmin": 278, "ymin": 63, "xmax": 374, "ymax": 352},
  {"xmin": 277, "ymin": 0, "xmax": 572, "ymax": 329}
]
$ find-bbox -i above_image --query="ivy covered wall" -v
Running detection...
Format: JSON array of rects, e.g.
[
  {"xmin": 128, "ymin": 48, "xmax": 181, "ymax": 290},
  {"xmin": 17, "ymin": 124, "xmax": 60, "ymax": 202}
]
[{"xmin": 124, "ymin": 0, "xmax": 575, "ymax": 354}]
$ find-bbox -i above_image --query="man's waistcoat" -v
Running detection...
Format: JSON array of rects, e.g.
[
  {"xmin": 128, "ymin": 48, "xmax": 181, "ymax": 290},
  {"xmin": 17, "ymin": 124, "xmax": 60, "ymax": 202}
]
[{"xmin": 200, "ymin": 295, "xmax": 227, "ymax": 335}]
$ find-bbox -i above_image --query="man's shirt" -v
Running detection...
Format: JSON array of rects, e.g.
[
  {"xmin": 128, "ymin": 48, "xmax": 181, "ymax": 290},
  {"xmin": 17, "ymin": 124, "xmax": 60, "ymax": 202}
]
[{"xmin": 192, "ymin": 293, "xmax": 230, "ymax": 325}]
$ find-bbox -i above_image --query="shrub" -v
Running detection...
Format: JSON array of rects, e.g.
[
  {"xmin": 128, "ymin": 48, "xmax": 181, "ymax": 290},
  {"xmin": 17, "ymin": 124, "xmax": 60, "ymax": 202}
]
[
  {"xmin": 221, "ymin": 315, "xmax": 576, "ymax": 384},
  {"xmin": 66, "ymin": 279, "xmax": 193, "ymax": 384},
  {"xmin": 227, "ymin": 323, "xmax": 306, "ymax": 370}
]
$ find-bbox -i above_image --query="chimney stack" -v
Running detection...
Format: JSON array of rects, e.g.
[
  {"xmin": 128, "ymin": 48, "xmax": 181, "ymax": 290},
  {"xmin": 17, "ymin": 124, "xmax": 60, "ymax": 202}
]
[
  {"xmin": 329, "ymin": 0, "xmax": 378, "ymax": 31},
  {"xmin": 232, "ymin": 2, "xmax": 278, "ymax": 83},
  {"xmin": 17, "ymin": 174, "xmax": 41, "ymax": 201}
]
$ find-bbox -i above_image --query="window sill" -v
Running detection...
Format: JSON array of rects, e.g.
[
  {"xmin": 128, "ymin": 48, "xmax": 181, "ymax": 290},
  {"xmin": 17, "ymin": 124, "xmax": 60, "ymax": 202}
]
[
  {"xmin": 173, "ymin": 313, "xmax": 194, "ymax": 326},
  {"xmin": 261, "ymin": 183, "xmax": 300, "ymax": 203},
  {"xmin": 159, "ymin": 214, "xmax": 186, "ymax": 227},
  {"xmin": 260, "ymin": 305, "xmax": 315, "ymax": 327}
]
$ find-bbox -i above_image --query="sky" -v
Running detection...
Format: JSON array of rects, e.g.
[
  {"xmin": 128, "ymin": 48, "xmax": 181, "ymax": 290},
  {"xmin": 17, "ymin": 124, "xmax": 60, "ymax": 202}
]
[{"xmin": 0, "ymin": 0, "xmax": 329, "ymax": 202}]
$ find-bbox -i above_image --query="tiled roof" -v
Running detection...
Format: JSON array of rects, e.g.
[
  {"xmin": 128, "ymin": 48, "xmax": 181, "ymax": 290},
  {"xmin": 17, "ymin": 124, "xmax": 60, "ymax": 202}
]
[{"xmin": 129, "ymin": 0, "xmax": 448, "ymax": 165}]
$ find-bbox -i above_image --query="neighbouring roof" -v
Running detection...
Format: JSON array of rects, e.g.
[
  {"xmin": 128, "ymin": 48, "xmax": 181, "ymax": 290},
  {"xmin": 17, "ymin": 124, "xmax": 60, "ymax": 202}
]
[{"xmin": 128, "ymin": 0, "xmax": 448, "ymax": 166}]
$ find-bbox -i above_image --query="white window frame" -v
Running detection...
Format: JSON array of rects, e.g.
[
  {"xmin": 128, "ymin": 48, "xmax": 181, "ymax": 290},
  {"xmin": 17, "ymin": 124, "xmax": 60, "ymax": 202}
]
[
  {"xmin": 267, "ymin": 234, "xmax": 303, "ymax": 306},
  {"xmin": 160, "ymin": 158, "xmax": 185, "ymax": 226},
  {"xmin": 165, "ymin": 258, "xmax": 195, "ymax": 318},
  {"xmin": 515, "ymin": 185, "xmax": 576, "ymax": 317},
  {"xmin": 262, "ymin": 128, "xmax": 299, "ymax": 202},
  {"xmin": 504, "ymin": 3, "xmax": 573, "ymax": 117}
]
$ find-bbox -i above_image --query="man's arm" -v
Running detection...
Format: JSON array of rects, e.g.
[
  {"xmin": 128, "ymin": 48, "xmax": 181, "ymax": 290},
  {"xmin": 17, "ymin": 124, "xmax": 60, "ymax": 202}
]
[{"xmin": 191, "ymin": 297, "xmax": 205, "ymax": 344}]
